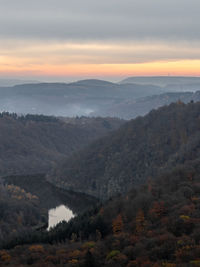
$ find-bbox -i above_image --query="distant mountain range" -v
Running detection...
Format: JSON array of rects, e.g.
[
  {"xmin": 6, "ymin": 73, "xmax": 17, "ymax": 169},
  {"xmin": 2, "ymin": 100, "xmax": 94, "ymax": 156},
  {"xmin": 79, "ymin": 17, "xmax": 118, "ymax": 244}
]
[
  {"xmin": 0, "ymin": 77, "xmax": 200, "ymax": 119},
  {"xmin": 0, "ymin": 78, "xmax": 40, "ymax": 86},
  {"xmin": 120, "ymin": 76, "xmax": 200, "ymax": 88},
  {"xmin": 0, "ymin": 79, "xmax": 164, "ymax": 117},
  {"xmin": 95, "ymin": 91, "xmax": 200, "ymax": 119}
]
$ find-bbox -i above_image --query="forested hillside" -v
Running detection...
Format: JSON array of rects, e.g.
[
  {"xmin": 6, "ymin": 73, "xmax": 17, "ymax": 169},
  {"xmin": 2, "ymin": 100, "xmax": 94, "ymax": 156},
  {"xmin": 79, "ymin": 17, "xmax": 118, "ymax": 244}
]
[
  {"xmin": 49, "ymin": 101, "xmax": 200, "ymax": 199},
  {"xmin": 1, "ymin": 101, "xmax": 200, "ymax": 266},
  {"xmin": 0, "ymin": 113, "xmax": 123, "ymax": 176},
  {"xmin": 3, "ymin": 160, "xmax": 200, "ymax": 266},
  {"xmin": 0, "ymin": 181, "xmax": 46, "ymax": 246}
]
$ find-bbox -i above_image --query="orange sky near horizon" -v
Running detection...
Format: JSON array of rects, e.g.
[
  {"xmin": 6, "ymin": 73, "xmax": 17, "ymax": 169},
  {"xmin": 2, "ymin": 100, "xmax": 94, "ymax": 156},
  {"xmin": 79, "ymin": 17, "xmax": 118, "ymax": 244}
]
[
  {"xmin": 0, "ymin": 60, "xmax": 200, "ymax": 79},
  {"xmin": 1, "ymin": 0, "xmax": 200, "ymax": 80},
  {"xmin": 1, "ymin": 41, "xmax": 200, "ymax": 79}
]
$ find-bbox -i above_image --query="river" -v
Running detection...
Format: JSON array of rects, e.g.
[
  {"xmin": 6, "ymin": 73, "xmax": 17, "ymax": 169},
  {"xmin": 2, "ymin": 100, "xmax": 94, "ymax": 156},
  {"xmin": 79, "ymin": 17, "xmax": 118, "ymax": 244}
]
[
  {"xmin": 48, "ymin": 204, "xmax": 75, "ymax": 230},
  {"xmin": 5, "ymin": 174, "xmax": 97, "ymax": 229}
]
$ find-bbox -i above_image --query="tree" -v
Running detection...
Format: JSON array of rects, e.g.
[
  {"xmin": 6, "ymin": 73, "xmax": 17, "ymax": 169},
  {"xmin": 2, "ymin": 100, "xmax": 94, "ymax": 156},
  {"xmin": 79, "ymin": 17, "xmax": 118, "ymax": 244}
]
[
  {"xmin": 135, "ymin": 209, "xmax": 146, "ymax": 234},
  {"xmin": 112, "ymin": 214, "xmax": 123, "ymax": 235}
]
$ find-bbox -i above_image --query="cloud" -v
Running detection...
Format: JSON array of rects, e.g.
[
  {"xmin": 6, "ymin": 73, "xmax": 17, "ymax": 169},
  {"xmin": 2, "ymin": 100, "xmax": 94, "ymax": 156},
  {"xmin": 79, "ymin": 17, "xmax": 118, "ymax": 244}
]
[
  {"xmin": 0, "ymin": 0, "xmax": 199, "ymax": 42},
  {"xmin": 1, "ymin": 40, "xmax": 200, "ymax": 64},
  {"xmin": 0, "ymin": 0, "xmax": 200, "ymax": 79}
]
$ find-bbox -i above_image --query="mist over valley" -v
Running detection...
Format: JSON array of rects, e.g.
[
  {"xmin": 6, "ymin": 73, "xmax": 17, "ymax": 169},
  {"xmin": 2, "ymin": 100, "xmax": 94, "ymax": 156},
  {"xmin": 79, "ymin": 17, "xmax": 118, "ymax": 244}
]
[
  {"xmin": 1, "ymin": 0, "xmax": 200, "ymax": 265},
  {"xmin": 1, "ymin": 77, "xmax": 200, "ymax": 119}
]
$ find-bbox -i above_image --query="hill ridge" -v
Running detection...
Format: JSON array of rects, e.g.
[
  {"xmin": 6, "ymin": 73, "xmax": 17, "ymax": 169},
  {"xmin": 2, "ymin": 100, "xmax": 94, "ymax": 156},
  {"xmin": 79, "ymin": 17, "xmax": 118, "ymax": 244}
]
[{"xmin": 48, "ymin": 101, "xmax": 200, "ymax": 199}]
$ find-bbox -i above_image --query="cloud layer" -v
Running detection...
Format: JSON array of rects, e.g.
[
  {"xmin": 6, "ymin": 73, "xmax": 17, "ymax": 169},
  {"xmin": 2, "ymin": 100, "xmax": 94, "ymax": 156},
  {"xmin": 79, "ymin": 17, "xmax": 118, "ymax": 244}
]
[
  {"xmin": 0, "ymin": 0, "xmax": 200, "ymax": 79},
  {"xmin": 0, "ymin": 0, "xmax": 199, "ymax": 41}
]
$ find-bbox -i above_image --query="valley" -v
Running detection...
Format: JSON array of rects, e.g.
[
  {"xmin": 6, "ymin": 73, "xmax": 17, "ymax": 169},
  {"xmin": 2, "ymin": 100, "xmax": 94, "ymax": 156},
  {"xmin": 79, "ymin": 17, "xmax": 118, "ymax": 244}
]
[
  {"xmin": 1, "ymin": 78, "xmax": 200, "ymax": 266},
  {"xmin": 0, "ymin": 113, "xmax": 123, "ymax": 176},
  {"xmin": 1, "ymin": 0, "xmax": 200, "ymax": 265}
]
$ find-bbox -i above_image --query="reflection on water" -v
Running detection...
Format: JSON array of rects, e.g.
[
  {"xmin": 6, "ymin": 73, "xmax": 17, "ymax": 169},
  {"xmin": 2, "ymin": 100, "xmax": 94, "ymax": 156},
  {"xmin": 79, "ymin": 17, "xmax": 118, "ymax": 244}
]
[{"xmin": 48, "ymin": 204, "xmax": 75, "ymax": 230}]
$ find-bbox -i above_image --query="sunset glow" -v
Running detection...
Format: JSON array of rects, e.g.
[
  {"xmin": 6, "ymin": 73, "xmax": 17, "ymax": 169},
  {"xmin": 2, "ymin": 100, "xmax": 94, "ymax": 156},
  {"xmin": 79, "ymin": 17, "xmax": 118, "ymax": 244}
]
[
  {"xmin": 1, "ymin": 0, "xmax": 200, "ymax": 80},
  {"xmin": 1, "ymin": 60, "xmax": 200, "ymax": 78},
  {"xmin": 1, "ymin": 41, "xmax": 200, "ymax": 79}
]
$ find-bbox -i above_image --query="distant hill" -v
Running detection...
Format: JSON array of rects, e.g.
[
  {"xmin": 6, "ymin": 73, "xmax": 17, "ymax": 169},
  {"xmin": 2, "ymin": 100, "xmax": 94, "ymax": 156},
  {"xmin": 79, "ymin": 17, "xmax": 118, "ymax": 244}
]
[
  {"xmin": 95, "ymin": 91, "xmax": 200, "ymax": 119},
  {"xmin": 1, "ymin": 77, "xmax": 200, "ymax": 119},
  {"xmin": 0, "ymin": 79, "xmax": 40, "ymax": 87},
  {"xmin": 0, "ymin": 79, "xmax": 164, "ymax": 116},
  {"xmin": 0, "ymin": 113, "xmax": 124, "ymax": 176},
  {"xmin": 69, "ymin": 79, "xmax": 115, "ymax": 86},
  {"xmin": 49, "ymin": 101, "xmax": 200, "ymax": 199},
  {"xmin": 120, "ymin": 76, "xmax": 200, "ymax": 88},
  {"xmin": 1, "ymin": 78, "xmax": 199, "ymax": 118}
]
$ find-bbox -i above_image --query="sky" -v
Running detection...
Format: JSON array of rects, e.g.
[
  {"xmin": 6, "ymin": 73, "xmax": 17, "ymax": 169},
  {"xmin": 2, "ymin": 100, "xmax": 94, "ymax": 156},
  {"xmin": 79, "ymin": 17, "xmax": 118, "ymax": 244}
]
[{"xmin": 0, "ymin": 0, "xmax": 200, "ymax": 82}]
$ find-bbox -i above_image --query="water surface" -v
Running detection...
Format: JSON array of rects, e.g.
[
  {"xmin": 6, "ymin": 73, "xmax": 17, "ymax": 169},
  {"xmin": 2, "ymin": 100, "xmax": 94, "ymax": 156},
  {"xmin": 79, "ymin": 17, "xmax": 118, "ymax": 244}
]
[
  {"xmin": 48, "ymin": 204, "xmax": 75, "ymax": 230},
  {"xmin": 5, "ymin": 174, "xmax": 98, "ymax": 229}
]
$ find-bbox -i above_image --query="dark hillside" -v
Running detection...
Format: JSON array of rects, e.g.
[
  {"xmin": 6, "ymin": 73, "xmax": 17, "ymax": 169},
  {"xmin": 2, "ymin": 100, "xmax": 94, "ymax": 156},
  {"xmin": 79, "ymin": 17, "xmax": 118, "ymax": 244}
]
[
  {"xmin": 49, "ymin": 101, "xmax": 200, "ymax": 199},
  {"xmin": 4, "ymin": 160, "xmax": 200, "ymax": 266},
  {"xmin": 0, "ymin": 182, "xmax": 46, "ymax": 245},
  {"xmin": 2, "ymin": 102, "xmax": 200, "ymax": 266},
  {"xmin": 0, "ymin": 113, "xmax": 123, "ymax": 176}
]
